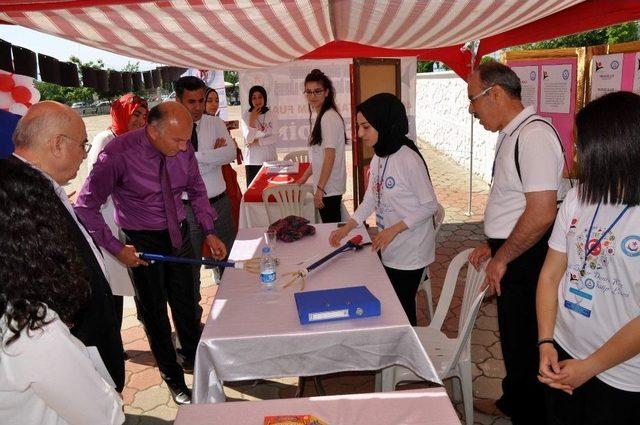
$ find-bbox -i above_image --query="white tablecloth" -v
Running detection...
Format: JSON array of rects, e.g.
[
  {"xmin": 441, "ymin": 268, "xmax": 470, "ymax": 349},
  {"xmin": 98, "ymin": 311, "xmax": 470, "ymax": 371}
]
[
  {"xmin": 177, "ymin": 388, "xmax": 460, "ymax": 424},
  {"xmin": 193, "ymin": 224, "xmax": 440, "ymax": 403}
]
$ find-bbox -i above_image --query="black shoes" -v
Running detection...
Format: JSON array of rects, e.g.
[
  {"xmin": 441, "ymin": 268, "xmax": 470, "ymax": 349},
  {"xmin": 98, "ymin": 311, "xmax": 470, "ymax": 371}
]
[{"xmin": 168, "ymin": 383, "xmax": 192, "ymax": 405}]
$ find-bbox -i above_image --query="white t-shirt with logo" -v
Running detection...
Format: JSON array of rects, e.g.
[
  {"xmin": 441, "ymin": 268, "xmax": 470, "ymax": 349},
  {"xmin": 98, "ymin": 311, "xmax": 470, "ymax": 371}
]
[
  {"xmin": 309, "ymin": 109, "xmax": 346, "ymax": 197},
  {"xmin": 241, "ymin": 110, "xmax": 278, "ymax": 165},
  {"xmin": 548, "ymin": 188, "xmax": 640, "ymax": 391},
  {"xmin": 485, "ymin": 106, "xmax": 564, "ymax": 239},
  {"xmin": 352, "ymin": 146, "xmax": 438, "ymax": 270}
]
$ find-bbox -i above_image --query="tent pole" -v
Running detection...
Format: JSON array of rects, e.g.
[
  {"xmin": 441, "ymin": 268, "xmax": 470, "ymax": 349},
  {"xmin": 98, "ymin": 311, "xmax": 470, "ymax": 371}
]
[{"xmin": 466, "ymin": 114, "xmax": 474, "ymax": 216}]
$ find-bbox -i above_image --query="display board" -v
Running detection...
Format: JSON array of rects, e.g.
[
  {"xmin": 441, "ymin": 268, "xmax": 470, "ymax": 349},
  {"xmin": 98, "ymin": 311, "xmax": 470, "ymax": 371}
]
[
  {"xmin": 507, "ymin": 57, "xmax": 578, "ymax": 175},
  {"xmin": 590, "ymin": 51, "xmax": 640, "ymax": 100}
]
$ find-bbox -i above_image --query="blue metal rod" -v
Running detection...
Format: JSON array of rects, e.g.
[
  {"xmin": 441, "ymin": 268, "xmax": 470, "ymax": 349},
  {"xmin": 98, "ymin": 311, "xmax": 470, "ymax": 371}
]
[{"xmin": 138, "ymin": 252, "xmax": 235, "ymax": 268}]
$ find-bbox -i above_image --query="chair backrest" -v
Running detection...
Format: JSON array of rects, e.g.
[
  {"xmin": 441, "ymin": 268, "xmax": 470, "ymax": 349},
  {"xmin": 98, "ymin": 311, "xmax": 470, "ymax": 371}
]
[
  {"xmin": 262, "ymin": 184, "xmax": 314, "ymax": 224},
  {"xmin": 283, "ymin": 150, "xmax": 309, "ymax": 163},
  {"xmin": 429, "ymin": 248, "xmax": 487, "ymax": 375}
]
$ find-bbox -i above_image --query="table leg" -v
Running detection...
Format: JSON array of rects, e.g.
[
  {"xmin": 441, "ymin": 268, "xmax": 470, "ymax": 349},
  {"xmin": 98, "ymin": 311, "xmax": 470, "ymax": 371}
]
[{"xmin": 376, "ymin": 367, "xmax": 397, "ymax": 392}]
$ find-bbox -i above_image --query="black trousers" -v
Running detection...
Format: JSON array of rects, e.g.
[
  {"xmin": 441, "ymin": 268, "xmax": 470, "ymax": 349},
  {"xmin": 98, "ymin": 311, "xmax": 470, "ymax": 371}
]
[
  {"xmin": 123, "ymin": 221, "xmax": 201, "ymax": 388},
  {"xmin": 383, "ymin": 264, "xmax": 425, "ymax": 326},
  {"xmin": 488, "ymin": 229, "xmax": 552, "ymax": 425},
  {"xmin": 245, "ymin": 165, "xmax": 261, "ymax": 187},
  {"xmin": 318, "ymin": 195, "xmax": 342, "ymax": 223},
  {"xmin": 545, "ymin": 344, "xmax": 640, "ymax": 425}
]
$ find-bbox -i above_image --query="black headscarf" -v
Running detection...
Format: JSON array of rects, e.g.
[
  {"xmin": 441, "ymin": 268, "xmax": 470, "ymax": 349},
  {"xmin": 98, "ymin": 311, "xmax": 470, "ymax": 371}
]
[
  {"xmin": 356, "ymin": 93, "xmax": 430, "ymax": 177},
  {"xmin": 248, "ymin": 85, "xmax": 270, "ymax": 114}
]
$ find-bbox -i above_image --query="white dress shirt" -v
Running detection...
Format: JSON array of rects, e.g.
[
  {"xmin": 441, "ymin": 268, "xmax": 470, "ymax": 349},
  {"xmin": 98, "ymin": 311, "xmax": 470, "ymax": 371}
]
[
  {"xmin": 0, "ymin": 309, "xmax": 124, "ymax": 425},
  {"xmin": 187, "ymin": 114, "xmax": 236, "ymax": 199}
]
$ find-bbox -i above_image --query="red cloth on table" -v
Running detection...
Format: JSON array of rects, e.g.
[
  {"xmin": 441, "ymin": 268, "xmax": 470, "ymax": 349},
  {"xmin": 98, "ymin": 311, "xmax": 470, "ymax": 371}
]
[{"xmin": 243, "ymin": 162, "xmax": 310, "ymax": 203}]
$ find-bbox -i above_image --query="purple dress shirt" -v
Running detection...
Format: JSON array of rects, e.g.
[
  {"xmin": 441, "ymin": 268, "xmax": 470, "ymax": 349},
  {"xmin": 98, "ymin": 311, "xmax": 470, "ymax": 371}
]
[{"xmin": 75, "ymin": 127, "xmax": 218, "ymax": 257}]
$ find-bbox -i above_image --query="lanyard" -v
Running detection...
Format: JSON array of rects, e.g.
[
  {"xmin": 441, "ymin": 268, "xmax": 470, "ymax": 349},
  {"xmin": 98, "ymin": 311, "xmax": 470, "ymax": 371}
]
[
  {"xmin": 377, "ymin": 157, "xmax": 389, "ymax": 208},
  {"xmin": 581, "ymin": 202, "xmax": 630, "ymax": 275}
]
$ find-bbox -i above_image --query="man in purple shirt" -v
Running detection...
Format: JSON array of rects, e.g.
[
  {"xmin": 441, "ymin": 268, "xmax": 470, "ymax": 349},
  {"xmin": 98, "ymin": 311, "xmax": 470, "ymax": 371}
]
[{"xmin": 76, "ymin": 102, "xmax": 226, "ymax": 405}]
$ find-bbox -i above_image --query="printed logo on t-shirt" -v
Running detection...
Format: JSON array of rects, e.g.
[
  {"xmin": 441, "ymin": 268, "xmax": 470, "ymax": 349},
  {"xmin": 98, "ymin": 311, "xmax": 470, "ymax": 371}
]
[
  {"xmin": 575, "ymin": 226, "xmax": 616, "ymax": 272},
  {"xmin": 384, "ymin": 176, "xmax": 395, "ymax": 189},
  {"xmin": 621, "ymin": 235, "xmax": 640, "ymax": 257}
]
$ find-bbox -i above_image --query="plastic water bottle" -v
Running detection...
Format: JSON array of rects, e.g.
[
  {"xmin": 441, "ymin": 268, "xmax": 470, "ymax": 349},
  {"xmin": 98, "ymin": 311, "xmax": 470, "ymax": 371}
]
[{"xmin": 260, "ymin": 246, "xmax": 276, "ymax": 290}]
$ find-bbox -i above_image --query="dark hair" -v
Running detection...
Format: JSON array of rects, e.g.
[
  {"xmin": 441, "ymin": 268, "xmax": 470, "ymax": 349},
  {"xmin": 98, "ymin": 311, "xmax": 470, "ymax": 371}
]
[
  {"xmin": 147, "ymin": 103, "xmax": 164, "ymax": 126},
  {"xmin": 575, "ymin": 91, "xmax": 640, "ymax": 205},
  {"xmin": 174, "ymin": 76, "xmax": 206, "ymax": 99},
  {"xmin": 477, "ymin": 60, "xmax": 521, "ymax": 100},
  {"xmin": 248, "ymin": 85, "xmax": 270, "ymax": 114},
  {"xmin": 0, "ymin": 159, "xmax": 90, "ymax": 346},
  {"xmin": 304, "ymin": 69, "xmax": 345, "ymax": 146}
]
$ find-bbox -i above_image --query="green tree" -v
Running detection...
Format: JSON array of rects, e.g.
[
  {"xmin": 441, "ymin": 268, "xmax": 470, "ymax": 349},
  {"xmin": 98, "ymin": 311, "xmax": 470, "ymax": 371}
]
[
  {"xmin": 417, "ymin": 61, "xmax": 435, "ymax": 73},
  {"xmin": 224, "ymin": 70, "xmax": 238, "ymax": 86},
  {"xmin": 35, "ymin": 81, "xmax": 96, "ymax": 104},
  {"xmin": 122, "ymin": 61, "xmax": 140, "ymax": 73},
  {"xmin": 518, "ymin": 21, "xmax": 639, "ymax": 50}
]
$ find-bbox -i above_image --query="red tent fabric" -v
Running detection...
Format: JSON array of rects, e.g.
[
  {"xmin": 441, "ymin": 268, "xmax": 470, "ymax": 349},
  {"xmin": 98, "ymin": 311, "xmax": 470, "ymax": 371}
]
[{"xmin": 1, "ymin": 1, "xmax": 639, "ymax": 78}]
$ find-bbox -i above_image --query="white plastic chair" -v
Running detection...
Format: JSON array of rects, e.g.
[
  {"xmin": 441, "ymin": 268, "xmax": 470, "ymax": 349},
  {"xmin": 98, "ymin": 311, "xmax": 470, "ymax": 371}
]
[
  {"xmin": 262, "ymin": 184, "xmax": 314, "ymax": 224},
  {"xmin": 393, "ymin": 248, "xmax": 487, "ymax": 425},
  {"xmin": 417, "ymin": 203, "xmax": 446, "ymax": 321},
  {"xmin": 283, "ymin": 150, "xmax": 309, "ymax": 163}
]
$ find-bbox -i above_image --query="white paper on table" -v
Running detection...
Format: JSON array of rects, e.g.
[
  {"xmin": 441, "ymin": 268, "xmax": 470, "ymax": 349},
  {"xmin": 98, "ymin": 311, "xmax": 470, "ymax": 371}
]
[
  {"xmin": 633, "ymin": 53, "xmax": 640, "ymax": 96},
  {"xmin": 86, "ymin": 346, "xmax": 117, "ymax": 389},
  {"xmin": 511, "ymin": 65, "xmax": 538, "ymax": 108},
  {"xmin": 264, "ymin": 160, "xmax": 299, "ymax": 174},
  {"xmin": 590, "ymin": 54, "xmax": 623, "ymax": 101},
  {"xmin": 540, "ymin": 64, "xmax": 572, "ymax": 114}
]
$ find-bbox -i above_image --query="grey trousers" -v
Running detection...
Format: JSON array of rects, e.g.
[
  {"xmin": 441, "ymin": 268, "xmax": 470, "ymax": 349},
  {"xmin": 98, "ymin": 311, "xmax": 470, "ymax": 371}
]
[{"xmin": 184, "ymin": 193, "xmax": 237, "ymax": 320}]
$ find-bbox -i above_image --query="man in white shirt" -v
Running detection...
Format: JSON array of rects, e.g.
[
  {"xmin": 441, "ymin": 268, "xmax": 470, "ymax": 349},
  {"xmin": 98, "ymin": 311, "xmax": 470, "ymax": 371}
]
[
  {"xmin": 8, "ymin": 101, "xmax": 125, "ymax": 393},
  {"xmin": 467, "ymin": 61, "xmax": 563, "ymax": 425},
  {"xmin": 175, "ymin": 76, "xmax": 237, "ymax": 318}
]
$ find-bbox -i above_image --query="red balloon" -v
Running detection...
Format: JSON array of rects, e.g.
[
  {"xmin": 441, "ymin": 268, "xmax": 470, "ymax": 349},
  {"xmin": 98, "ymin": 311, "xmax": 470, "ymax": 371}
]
[
  {"xmin": 0, "ymin": 74, "xmax": 15, "ymax": 92},
  {"xmin": 11, "ymin": 85, "xmax": 32, "ymax": 104}
]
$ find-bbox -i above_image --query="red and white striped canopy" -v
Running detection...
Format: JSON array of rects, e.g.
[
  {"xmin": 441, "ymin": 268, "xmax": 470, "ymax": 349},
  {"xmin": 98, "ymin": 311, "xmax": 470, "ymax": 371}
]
[{"xmin": 1, "ymin": 0, "xmax": 639, "ymax": 76}]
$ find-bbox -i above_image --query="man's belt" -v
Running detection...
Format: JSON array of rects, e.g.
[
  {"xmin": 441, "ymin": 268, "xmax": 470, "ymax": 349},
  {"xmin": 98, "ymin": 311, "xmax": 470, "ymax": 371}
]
[{"xmin": 182, "ymin": 191, "xmax": 227, "ymax": 205}]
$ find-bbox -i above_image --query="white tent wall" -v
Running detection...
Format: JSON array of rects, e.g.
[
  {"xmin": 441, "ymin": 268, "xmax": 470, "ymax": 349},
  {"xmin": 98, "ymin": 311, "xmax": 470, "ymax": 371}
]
[{"xmin": 416, "ymin": 71, "xmax": 496, "ymax": 184}]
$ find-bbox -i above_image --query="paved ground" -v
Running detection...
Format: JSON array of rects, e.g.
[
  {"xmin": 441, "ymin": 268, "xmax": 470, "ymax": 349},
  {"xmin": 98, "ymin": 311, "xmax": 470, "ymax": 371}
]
[{"xmin": 78, "ymin": 112, "xmax": 509, "ymax": 424}]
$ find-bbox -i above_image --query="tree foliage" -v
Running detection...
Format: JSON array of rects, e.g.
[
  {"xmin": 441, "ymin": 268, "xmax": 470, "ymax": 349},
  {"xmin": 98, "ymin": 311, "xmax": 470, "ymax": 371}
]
[
  {"xmin": 35, "ymin": 81, "xmax": 96, "ymax": 104},
  {"xmin": 518, "ymin": 22, "xmax": 639, "ymax": 50}
]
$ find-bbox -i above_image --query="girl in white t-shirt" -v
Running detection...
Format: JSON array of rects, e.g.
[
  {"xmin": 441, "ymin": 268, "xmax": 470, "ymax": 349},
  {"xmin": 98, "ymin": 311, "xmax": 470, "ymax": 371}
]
[
  {"xmin": 329, "ymin": 93, "xmax": 439, "ymax": 325},
  {"xmin": 537, "ymin": 91, "xmax": 640, "ymax": 424},
  {"xmin": 241, "ymin": 85, "xmax": 278, "ymax": 184},
  {"xmin": 297, "ymin": 69, "xmax": 346, "ymax": 223}
]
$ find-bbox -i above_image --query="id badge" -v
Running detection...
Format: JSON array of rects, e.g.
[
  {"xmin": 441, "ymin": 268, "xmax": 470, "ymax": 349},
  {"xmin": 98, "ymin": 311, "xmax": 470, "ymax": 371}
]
[
  {"xmin": 563, "ymin": 274, "xmax": 595, "ymax": 318},
  {"xmin": 376, "ymin": 211, "xmax": 385, "ymax": 230}
]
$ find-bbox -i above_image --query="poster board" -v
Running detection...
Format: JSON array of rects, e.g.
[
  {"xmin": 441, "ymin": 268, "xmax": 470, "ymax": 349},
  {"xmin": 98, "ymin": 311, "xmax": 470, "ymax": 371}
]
[
  {"xmin": 507, "ymin": 57, "xmax": 577, "ymax": 175},
  {"xmin": 505, "ymin": 48, "xmax": 588, "ymax": 177},
  {"xmin": 589, "ymin": 41, "xmax": 640, "ymax": 101}
]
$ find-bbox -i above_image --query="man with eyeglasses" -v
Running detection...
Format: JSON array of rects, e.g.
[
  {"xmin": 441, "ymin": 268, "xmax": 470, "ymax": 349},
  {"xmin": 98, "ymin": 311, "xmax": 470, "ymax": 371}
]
[
  {"xmin": 2, "ymin": 100, "xmax": 125, "ymax": 393},
  {"xmin": 467, "ymin": 61, "xmax": 563, "ymax": 425}
]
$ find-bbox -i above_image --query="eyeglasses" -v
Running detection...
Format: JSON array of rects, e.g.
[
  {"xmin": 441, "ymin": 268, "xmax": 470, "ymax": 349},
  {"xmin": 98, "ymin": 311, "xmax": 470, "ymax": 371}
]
[
  {"xmin": 59, "ymin": 134, "xmax": 91, "ymax": 153},
  {"xmin": 469, "ymin": 85, "xmax": 494, "ymax": 104},
  {"xmin": 303, "ymin": 88, "xmax": 326, "ymax": 97}
]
